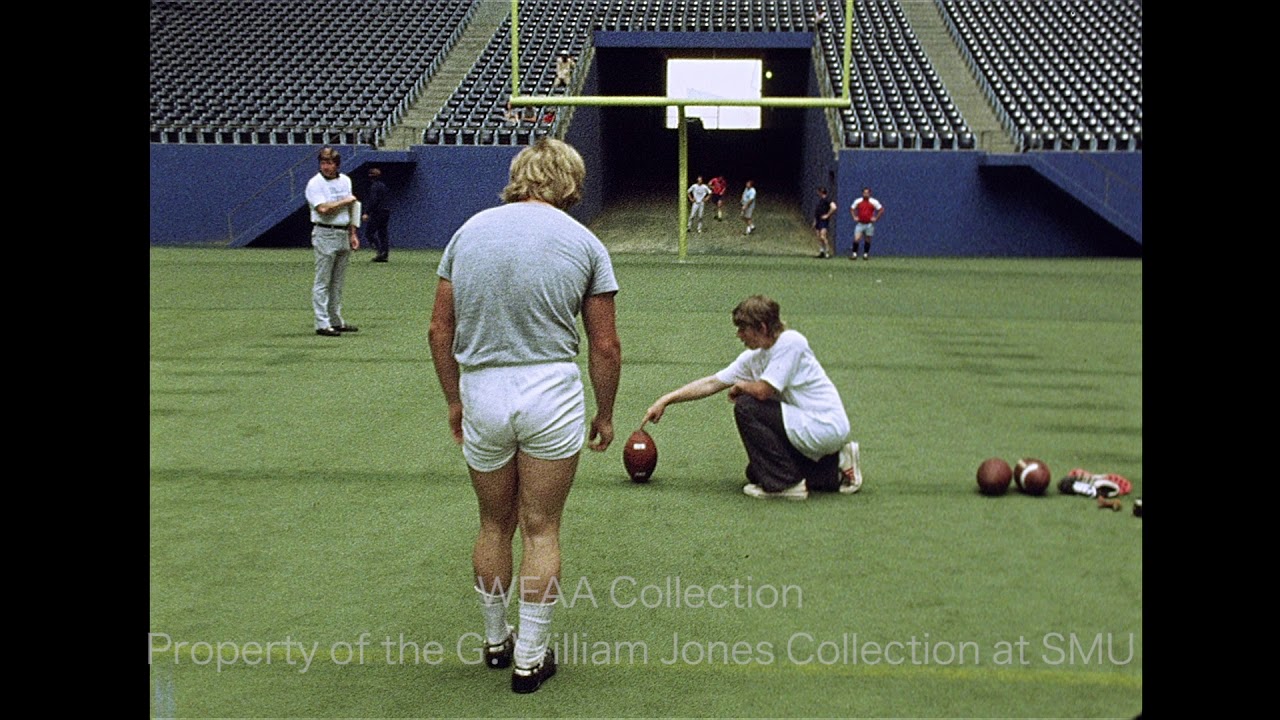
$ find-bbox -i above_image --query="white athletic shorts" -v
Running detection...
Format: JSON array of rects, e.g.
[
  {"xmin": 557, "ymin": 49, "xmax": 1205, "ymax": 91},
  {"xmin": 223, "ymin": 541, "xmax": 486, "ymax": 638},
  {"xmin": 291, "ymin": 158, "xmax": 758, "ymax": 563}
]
[{"xmin": 459, "ymin": 361, "xmax": 585, "ymax": 471}]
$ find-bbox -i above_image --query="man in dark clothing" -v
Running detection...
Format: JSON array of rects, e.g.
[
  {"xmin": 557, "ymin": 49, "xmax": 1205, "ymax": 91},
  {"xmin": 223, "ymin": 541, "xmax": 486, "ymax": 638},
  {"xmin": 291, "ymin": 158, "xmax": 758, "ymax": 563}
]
[
  {"xmin": 812, "ymin": 187, "xmax": 837, "ymax": 259},
  {"xmin": 363, "ymin": 167, "xmax": 392, "ymax": 262}
]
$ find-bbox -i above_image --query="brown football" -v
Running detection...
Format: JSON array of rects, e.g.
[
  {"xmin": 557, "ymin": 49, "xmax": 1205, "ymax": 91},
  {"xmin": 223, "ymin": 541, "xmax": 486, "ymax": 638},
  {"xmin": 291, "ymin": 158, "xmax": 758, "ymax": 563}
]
[
  {"xmin": 623, "ymin": 429, "xmax": 658, "ymax": 483},
  {"xmin": 976, "ymin": 457, "xmax": 1013, "ymax": 496},
  {"xmin": 1013, "ymin": 458, "xmax": 1052, "ymax": 495}
]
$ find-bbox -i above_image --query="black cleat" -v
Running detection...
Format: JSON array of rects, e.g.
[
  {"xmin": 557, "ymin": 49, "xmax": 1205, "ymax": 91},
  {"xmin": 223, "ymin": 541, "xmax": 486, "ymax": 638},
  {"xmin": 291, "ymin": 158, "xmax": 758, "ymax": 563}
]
[
  {"xmin": 485, "ymin": 634, "xmax": 514, "ymax": 669},
  {"xmin": 511, "ymin": 648, "xmax": 556, "ymax": 694}
]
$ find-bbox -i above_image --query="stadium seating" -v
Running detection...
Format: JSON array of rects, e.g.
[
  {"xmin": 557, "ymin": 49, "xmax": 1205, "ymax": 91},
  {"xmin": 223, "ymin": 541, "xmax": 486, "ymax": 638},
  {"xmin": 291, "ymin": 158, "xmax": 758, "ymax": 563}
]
[
  {"xmin": 938, "ymin": 0, "xmax": 1142, "ymax": 152},
  {"xmin": 151, "ymin": 0, "xmax": 1141, "ymax": 153},
  {"xmin": 149, "ymin": 0, "xmax": 478, "ymax": 145},
  {"xmin": 421, "ymin": 0, "xmax": 972, "ymax": 150},
  {"xmin": 813, "ymin": 0, "xmax": 971, "ymax": 150},
  {"xmin": 422, "ymin": 9, "xmax": 574, "ymax": 146}
]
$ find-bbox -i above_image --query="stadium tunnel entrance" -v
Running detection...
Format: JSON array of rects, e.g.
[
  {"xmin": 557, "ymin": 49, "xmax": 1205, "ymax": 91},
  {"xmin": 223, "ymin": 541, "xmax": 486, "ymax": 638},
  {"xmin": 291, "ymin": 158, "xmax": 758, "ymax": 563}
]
[{"xmin": 593, "ymin": 44, "xmax": 817, "ymax": 207}]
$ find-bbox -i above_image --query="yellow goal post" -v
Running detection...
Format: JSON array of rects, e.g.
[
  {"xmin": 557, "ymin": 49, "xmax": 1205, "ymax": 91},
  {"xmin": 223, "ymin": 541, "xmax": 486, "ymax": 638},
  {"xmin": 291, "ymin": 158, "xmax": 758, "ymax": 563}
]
[{"xmin": 506, "ymin": 0, "xmax": 857, "ymax": 260}]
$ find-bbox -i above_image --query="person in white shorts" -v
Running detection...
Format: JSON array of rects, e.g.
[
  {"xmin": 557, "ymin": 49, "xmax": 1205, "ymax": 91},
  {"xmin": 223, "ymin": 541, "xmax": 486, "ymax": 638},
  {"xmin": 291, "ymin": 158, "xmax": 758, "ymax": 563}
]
[
  {"xmin": 429, "ymin": 138, "xmax": 621, "ymax": 693},
  {"xmin": 849, "ymin": 186, "xmax": 885, "ymax": 260},
  {"xmin": 740, "ymin": 179, "xmax": 757, "ymax": 235}
]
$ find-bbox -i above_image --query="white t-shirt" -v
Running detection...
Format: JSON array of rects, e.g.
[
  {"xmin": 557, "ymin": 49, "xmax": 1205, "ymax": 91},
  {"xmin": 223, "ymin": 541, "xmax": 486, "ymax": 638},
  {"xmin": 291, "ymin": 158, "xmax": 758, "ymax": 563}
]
[
  {"xmin": 305, "ymin": 172, "xmax": 354, "ymax": 225},
  {"xmin": 437, "ymin": 201, "xmax": 618, "ymax": 370},
  {"xmin": 715, "ymin": 329, "xmax": 851, "ymax": 460},
  {"xmin": 688, "ymin": 183, "xmax": 711, "ymax": 204}
]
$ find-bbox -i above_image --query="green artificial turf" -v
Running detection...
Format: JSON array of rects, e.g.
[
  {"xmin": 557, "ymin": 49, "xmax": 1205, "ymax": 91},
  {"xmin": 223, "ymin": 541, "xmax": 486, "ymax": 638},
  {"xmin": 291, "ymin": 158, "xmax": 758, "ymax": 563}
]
[{"xmin": 151, "ymin": 247, "xmax": 1142, "ymax": 718}]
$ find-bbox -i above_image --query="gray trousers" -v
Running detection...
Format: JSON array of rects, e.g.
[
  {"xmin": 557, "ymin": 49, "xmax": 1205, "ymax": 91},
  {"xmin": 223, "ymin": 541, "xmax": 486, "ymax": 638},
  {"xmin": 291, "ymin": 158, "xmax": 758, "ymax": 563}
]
[
  {"xmin": 733, "ymin": 395, "xmax": 841, "ymax": 493},
  {"xmin": 688, "ymin": 201, "xmax": 705, "ymax": 227},
  {"xmin": 311, "ymin": 226, "xmax": 351, "ymax": 330}
]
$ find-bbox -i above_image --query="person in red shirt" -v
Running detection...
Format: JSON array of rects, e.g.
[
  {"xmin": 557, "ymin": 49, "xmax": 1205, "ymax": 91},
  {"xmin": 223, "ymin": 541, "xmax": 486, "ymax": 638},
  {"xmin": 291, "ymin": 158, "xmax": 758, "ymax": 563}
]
[
  {"xmin": 708, "ymin": 175, "xmax": 728, "ymax": 220},
  {"xmin": 849, "ymin": 187, "xmax": 885, "ymax": 260}
]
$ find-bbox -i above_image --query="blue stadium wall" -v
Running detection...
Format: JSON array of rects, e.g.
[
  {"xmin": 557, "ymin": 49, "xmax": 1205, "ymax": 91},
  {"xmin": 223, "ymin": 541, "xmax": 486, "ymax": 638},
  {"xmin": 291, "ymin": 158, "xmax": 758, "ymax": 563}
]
[
  {"xmin": 149, "ymin": 31, "xmax": 1140, "ymax": 256},
  {"xmin": 832, "ymin": 151, "xmax": 1140, "ymax": 256}
]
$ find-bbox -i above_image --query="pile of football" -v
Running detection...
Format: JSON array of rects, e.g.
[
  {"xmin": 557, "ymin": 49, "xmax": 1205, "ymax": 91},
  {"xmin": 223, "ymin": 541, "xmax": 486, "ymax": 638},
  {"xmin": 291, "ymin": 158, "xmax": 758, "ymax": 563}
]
[
  {"xmin": 975, "ymin": 457, "xmax": 1012, "ymax": 496},
  {"xmin": 623, "ymin": 429, "xmax": 658, "ymax": 483},
  {"xmin": 976, "ymin": 457, "xmax": 1138, "ymax": 513},
  {"xmin": 1012, "ymin": 458, "xmax": 1052, "ymax": 495},
  {"xmin": 975, "ymin": 457, "xmax": 1051, "ymax": 496}
]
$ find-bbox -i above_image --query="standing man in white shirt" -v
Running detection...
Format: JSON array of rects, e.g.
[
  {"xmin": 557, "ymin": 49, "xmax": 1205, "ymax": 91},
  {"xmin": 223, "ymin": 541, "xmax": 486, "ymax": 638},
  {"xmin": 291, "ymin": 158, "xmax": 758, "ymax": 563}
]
[
  {"xmin": 305, "ymin": 147, "xmax": 360, "ymax": 336},
  {"xmin": 687, "ymin": 175, "xmax": 711, "ymax": 233},
  {"xmin": 640, "ymin": 295, "xmax": 863, "ymax": 499},
  {"xmin": 740, "ymin": 179, "xmax": 757, "ymax": 235}
]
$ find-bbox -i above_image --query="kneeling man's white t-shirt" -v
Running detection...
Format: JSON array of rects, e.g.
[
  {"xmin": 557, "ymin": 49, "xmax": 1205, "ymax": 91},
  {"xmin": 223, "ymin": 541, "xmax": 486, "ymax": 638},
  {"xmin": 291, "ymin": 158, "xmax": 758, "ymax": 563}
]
[{"xmin": 715, "ymin": 329, "xmax": 851, "ymax": 460}]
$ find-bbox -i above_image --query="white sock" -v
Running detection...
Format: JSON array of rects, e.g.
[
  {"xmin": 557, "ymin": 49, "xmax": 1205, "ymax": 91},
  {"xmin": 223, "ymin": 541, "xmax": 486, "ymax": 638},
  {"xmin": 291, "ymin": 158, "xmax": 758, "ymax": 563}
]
[
  {"xmin": 514, "ymin": 598, "xmax": 556, "ymax": 668},
  {"xmin": 476, "ymin": 586, "xmax": 513, "ymax": 646}
]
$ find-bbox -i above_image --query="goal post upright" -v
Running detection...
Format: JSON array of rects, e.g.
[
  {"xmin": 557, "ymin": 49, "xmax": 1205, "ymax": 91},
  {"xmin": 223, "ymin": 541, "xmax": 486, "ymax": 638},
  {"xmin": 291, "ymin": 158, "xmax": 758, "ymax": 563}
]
[
  {"xmin": 509, "ymin": 0, "xmax": 521, "ymax": 101},
  {"xmin": 677, "ymin": 106, "xmax": 688, "ymax": 259},
  {"xmin": 507, "ymin": 0, "xmax": 856, "ymax": 260}
]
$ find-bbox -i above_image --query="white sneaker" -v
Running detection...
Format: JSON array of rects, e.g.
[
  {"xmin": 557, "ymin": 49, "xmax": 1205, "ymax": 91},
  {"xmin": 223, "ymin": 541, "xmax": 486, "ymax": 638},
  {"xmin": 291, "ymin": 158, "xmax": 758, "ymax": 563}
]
[
  {"xmin": 743, "ymin": 480, "xmax": 808, "ymax": 500},
  {"xmin": 838, "ymin": 441, "xmax": 863, "ymax": 494}
]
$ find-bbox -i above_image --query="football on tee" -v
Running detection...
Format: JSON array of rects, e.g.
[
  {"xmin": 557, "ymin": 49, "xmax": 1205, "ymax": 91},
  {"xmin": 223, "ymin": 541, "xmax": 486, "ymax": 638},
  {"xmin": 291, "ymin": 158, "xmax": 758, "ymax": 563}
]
[
  {"xmin": 623, "ymin": 429, "xmax": 658, "ymax": 483},
  {"xmin": 975, "ymin": 457, "xmax": 1013, "ymax": 496},
  {"xmin": 1013, "ymin": 458, "xmax": 1051, "ymax": 495}
]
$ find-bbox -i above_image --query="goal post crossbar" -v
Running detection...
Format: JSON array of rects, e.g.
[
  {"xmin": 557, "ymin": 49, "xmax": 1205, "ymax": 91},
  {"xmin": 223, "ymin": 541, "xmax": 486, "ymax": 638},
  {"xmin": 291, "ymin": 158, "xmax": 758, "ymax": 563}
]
[
  {"xmin": 506, "ymin": 0, "xmax": 858, "ymax": 260},
  {"xmin": 508, "ymin": 0, "xmax": 855, "ymax": 108},
  {"xmin": 507, "ymin": 96, "xmax": 851, "ymax": 108}
]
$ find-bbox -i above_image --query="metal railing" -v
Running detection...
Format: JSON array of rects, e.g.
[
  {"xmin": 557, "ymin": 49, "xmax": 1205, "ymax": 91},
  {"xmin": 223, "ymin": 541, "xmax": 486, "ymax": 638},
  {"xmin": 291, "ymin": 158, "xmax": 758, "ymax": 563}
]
[{"xmin": 224, "ymin": 143, "xmax": 374, "ymax": 246}]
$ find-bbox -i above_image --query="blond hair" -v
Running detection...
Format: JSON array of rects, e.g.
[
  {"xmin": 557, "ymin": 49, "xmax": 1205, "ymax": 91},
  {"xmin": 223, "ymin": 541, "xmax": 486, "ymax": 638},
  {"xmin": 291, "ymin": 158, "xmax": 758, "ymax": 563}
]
[{"xmin": 501, "ymin": 138, "xmax": 586, "ymax": 210}]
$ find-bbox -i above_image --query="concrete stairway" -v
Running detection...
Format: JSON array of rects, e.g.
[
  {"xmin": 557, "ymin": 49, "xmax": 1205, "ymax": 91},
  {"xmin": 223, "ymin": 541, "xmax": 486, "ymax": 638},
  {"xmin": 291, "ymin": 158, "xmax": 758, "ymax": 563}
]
[
  {"xmin": 384, "ymin": 0, "xmax": 512, "ymax": 150},
  {"xmin": 898, "ymin": 0, "xmax": 1015, "ymax": 153}
]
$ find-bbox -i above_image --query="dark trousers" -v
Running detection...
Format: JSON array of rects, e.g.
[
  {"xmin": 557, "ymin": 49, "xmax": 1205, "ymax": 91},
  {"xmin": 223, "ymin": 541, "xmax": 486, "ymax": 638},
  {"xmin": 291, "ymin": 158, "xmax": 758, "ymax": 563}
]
[
  {"xmin": 365, "ymin": 212, "xmax": 391, "ymax": 258},
  {"xmin": 732, "ymin": 395, "xmax": 840, "ymax": 493}
]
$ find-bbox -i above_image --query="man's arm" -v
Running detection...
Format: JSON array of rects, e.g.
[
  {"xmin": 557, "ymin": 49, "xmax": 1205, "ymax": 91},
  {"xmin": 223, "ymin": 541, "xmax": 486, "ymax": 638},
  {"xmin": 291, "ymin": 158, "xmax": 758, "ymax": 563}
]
[
  {"xmin": 428, "ymin": 278, "xmax": 464, "ymax": 444},
  {"xmin": 727, "ymin": 379, "xmax": 777, "ymax": 402},
  {"xmin": 873, "ymin": 204, "xmax": 885, "ymax": 222},
  {"xmin": 316, "ymin": 195, "xmax": 357, "ymax": 214},
  {"xmin": 644, "ymin": 375, "xmax": 732, "ymax": 426},
  {"xmin": 582, "ymin": 292, "xmax": 622, "ymax": 452}
]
